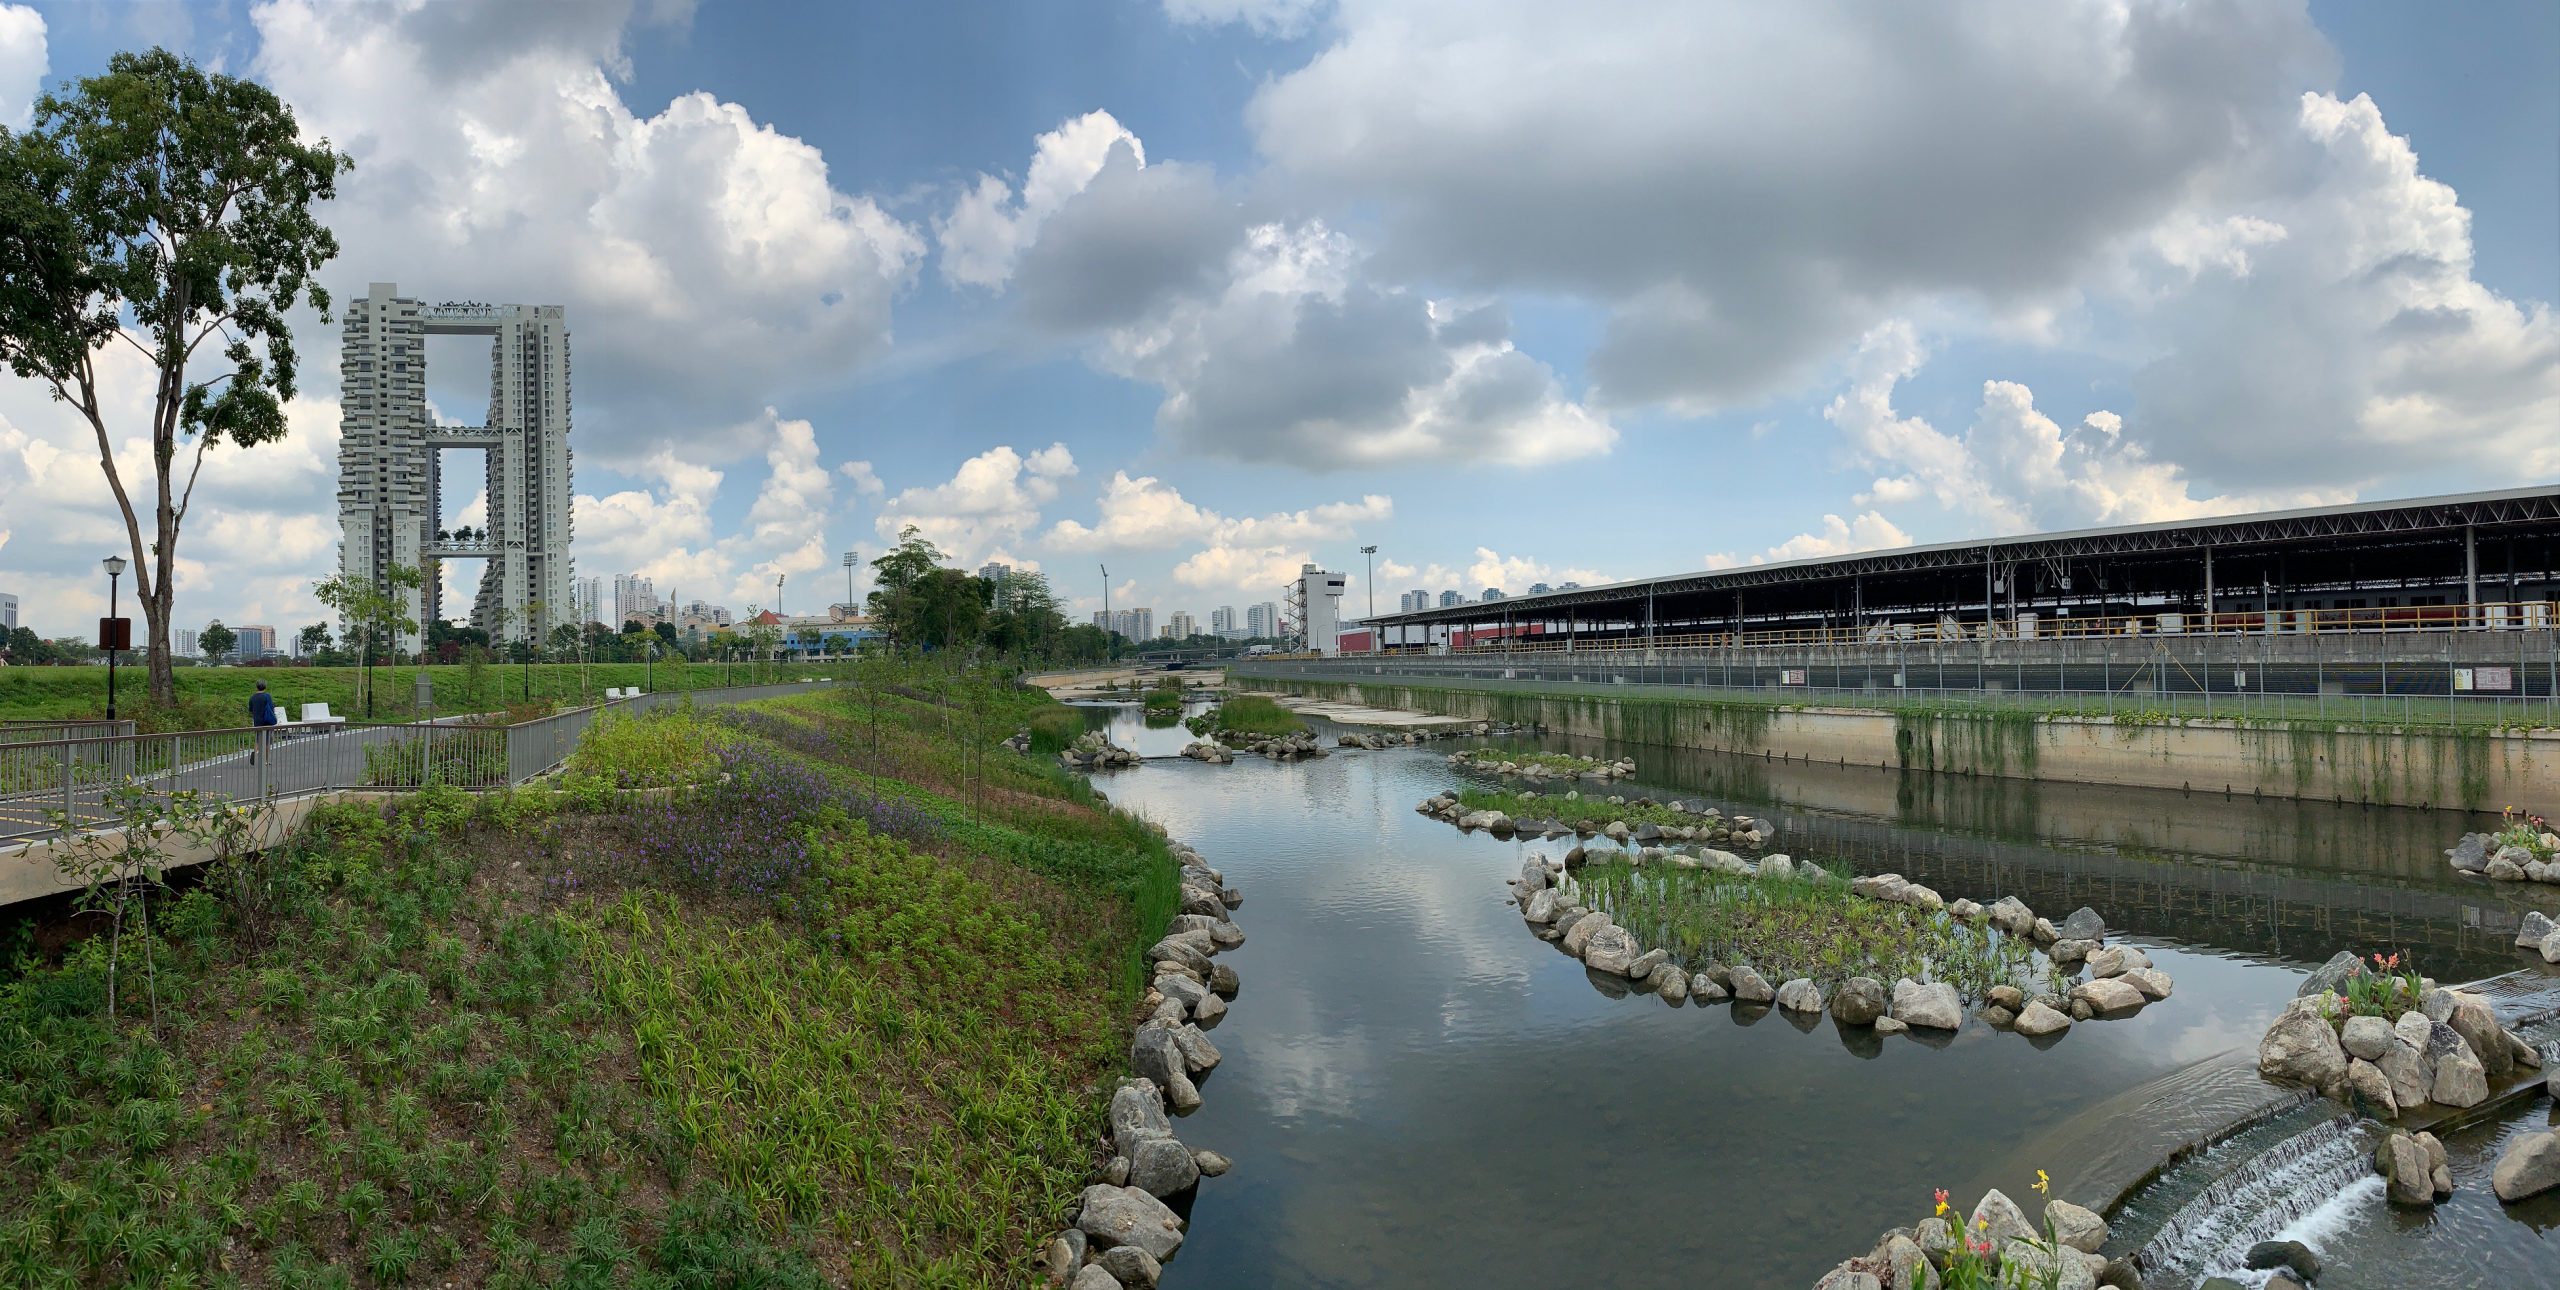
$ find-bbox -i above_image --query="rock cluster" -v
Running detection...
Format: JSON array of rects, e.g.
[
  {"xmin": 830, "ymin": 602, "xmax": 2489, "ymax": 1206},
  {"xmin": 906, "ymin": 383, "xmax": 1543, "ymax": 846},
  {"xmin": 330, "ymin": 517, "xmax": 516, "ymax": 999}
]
[
  {"xmin": 1417, "ymin": 790, "xmax": 1775, "ymax": 849},
  {"xmin": 1177, "ymin": 741, "xmax": 1233, "ymax": 764},
  {"xmin": 1855, "ymin": 877, "xmax": 2171, "ymax": 1028},
  {"xmin": 2375, "ymin": 1129, "xmax": 2454, "ymax": 1207},
  {"xmin": 1234, "ymin": 730, "xmax": 1326, "ymax": 762},
  {"xmin": 2255, "ymin": 957, "xmax": 2542, "ymax": 1123},
  {"xmin": 1514, "ymin": 859, "xmax": 2154, "ymax": 1042},
  {"xmin": 2447, "ymin": 829, "xmax": 2560, "ymax": 884},
  {"xmin": 1448, "ymin": 748, "xmax": 1635, "ymax": 781},
  {"xmin": 1059, "ymin": 731, "xmax": 1141, "ymax": 770},
  {"xmin": 1041, "ymin": 841, "xmax": 1243, "ymax": 1288},
  {"xmin": 1813, "ymin": 1189, "xmax": 2113, "ymax": 1290},
  {"xmin": 1336, "ymin": 730, "xmax": 1428, "ymax": 750}
]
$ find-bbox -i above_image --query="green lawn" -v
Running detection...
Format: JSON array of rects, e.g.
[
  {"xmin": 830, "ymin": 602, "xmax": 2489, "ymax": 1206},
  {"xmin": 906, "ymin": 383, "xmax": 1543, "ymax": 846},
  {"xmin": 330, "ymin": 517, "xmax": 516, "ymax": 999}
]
[
  {"xmin": 0, "ymin": 665, "xmax": 1174, "ymax": 1285},
  {"xmin": 0, "ymin": 660, "xmax": 828, "ymax": 729}
]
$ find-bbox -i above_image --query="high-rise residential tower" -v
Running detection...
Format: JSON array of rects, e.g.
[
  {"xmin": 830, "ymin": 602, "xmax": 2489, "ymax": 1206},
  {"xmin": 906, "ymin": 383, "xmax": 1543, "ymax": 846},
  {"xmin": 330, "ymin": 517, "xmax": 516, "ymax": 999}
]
[
  {"xmin": 337, "ymin": 283, "xmax": 573, "ymax": 651},
  {"xmin": 1210, "ymin": 606, "xmax": 1237, "ymax": 638}
]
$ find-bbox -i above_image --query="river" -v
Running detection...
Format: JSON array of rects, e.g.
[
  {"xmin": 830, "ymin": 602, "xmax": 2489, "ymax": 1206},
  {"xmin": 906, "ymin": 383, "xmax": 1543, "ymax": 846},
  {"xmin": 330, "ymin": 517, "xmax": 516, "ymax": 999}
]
[{"xmin": 1071, "ymin": 700, "xmax": 2560, "ymax": 1288}]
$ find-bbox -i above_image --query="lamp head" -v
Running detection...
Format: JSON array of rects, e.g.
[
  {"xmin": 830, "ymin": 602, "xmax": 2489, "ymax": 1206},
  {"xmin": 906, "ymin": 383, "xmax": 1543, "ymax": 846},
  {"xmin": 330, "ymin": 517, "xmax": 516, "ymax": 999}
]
[{"xmin": 102, "ymin": 555, "xmax": 127, "ymax": 577}]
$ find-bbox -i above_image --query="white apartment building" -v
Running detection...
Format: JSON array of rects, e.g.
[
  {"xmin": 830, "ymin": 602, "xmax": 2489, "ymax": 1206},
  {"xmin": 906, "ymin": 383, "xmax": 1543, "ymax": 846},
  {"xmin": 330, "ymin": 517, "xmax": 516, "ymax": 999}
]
[
  {"xmin": 1245, "ymin": 602, "xmax": 1279, "ymax": 639},
  {"xmin": 613, "ymin": 574, "xmax": 659, "ymax": 627},
  {"xmin": 337, "ymin": 284, "xmax": 573, "ymax": 652},
  {"xmin": 1110, "ymin": 608, "xmax": 1154, "ymax": 641},
  {"xmin": 174, "ymin": 627, "xmax": 198, "ymax": 658},
  {"xmin": 1167, "ymin": 612, "xmax": 1197, "ymax": 639},
  {"xmin": 1210, "ymin": 606, "xmax": 1237, "ymax": 639},
  {"xmin": 0, "ymin": 591, "xmax": 15, "ymax": 632}
]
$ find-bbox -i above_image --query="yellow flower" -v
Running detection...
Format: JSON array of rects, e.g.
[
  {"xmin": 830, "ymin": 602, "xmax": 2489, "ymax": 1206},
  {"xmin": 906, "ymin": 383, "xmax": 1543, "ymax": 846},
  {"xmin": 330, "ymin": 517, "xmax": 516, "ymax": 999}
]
[{"xmin": 2034, "ymin": 1169, "xmax": 2051, "ymax": 1196}]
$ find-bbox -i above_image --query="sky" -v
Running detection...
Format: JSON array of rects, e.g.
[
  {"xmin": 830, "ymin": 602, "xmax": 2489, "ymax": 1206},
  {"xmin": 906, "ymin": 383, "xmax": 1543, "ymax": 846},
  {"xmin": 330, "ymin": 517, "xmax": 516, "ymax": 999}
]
[{"xmin": 0, "ymin": 0, "xmax": 2554, "ymax": 638}]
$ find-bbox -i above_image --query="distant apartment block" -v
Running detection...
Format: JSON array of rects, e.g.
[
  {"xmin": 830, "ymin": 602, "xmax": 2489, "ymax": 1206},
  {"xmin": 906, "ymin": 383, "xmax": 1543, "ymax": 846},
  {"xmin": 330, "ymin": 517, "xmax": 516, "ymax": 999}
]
[
  {"xmin": 1167, "ymin": 611, "xmax": 1197, "ymax": 639},
  {"xmin": 1439, "ymin": 590, "xmax": 1464, "ymax": 607},
  {"xmin": 1210, "ymin": 606, "xmax": 1237, "ymax": 638},
  {"xmin": 1109, "ymin": 608, "xmax": 1155, "ymax": 641},
  {"xmin": 175, "ymin": 627, "xmax": 198, "ymax": 658},
  {"xmin": 235, "ymin": 625, "xmax": 278, "ymax": 660},
  {"xmin": 0, "ymin": 591, "xmax": 15, "ymax": 632},
  {"xmin": 337, "ymin": 283, "xmax": 573, "ymax": 652},
  {"xmin": 573, "ymin": 575, "xmax": 603, "ymax": 627},
  {"xmin": 613, "ymin": 574, "xmax": 659, "ymax": 627},
  {"xmin": 1245, "ymin": 602, "xmax": 1278, "ymax": 639},
  {"xmin": 1481, "ymin": 587, "xmax": 1506, "ymax": 602},
  {"xmin": 1528, "ymin": 582, "xmax": 1552, "ymax": 596}
]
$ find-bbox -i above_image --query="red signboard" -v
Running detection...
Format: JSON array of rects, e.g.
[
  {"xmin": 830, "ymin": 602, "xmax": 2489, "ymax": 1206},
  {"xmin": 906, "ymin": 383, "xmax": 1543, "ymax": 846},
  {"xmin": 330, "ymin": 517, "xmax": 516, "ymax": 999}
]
[{"xmin": 97, "ymin": 617, "xmax": 132, "ymax": 651}]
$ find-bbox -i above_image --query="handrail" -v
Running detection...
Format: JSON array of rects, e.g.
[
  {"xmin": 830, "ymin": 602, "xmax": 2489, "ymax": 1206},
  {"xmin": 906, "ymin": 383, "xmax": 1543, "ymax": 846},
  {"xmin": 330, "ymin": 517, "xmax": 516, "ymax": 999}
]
[{"xmin": 1342, "ymin": 599, "xmax": 2559, "ymax": 657}]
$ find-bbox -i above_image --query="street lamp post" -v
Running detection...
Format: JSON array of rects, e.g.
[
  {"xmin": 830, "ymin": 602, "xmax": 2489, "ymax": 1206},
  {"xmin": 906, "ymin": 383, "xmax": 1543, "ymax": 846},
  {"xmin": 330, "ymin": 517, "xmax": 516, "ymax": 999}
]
[
  {"xmin": 1361, "ymin": 545, "xmax": 1378, "ymax": 621},
  {"xmin": 842, "ymin": 550, "xmax": 857, "ymax": 624},
  {"xmin": 101, "ymin": 556, "xmax": 126, "ymax": 720},
  {"xmin": 1100, "ymin": 564, "xmax": 1111, "ymax": 662}
]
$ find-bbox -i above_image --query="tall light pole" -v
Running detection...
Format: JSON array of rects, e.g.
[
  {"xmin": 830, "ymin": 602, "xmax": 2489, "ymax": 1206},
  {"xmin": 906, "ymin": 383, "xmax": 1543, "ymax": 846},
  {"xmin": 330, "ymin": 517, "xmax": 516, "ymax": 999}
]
[
  {"xmin": 1360, "ymin": 545, "xmax": 1378, "ymax": 621},
  {"xmin": 842, "ymin": 550, "xmax": 858, "ymax": 622},
  {"xmin": 101, "ymin": 556, "xmax": 126, "ymax": 720},
  {"xmin": 1100, "ymin": 564, "xmax": 1111, "ymax": 662}
]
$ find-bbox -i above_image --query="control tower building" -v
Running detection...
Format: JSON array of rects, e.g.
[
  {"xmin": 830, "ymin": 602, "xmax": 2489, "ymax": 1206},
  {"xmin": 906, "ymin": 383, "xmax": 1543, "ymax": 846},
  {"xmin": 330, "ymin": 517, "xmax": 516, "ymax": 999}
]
[{"xmin": 336, "ymin": 283, "xmax": 574, "ymax": 651}]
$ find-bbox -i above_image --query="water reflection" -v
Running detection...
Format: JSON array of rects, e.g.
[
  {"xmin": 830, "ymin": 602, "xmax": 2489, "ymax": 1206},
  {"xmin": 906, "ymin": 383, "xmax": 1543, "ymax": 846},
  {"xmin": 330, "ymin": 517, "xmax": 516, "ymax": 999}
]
[{"xmin": 1078, "ymin": 718, "xmax": 2557, "ymax": 1288}]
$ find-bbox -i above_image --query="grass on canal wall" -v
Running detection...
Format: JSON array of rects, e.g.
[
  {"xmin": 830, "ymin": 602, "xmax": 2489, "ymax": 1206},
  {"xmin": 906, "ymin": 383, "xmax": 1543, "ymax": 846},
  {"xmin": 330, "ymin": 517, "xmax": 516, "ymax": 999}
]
[
  {"xmin": 0, "ymin": 667, "xmax": 1176, "ymax": 1286},
  {"xmin": 0, "ymin": 661, "xmax": 829, "ymax": 729}
]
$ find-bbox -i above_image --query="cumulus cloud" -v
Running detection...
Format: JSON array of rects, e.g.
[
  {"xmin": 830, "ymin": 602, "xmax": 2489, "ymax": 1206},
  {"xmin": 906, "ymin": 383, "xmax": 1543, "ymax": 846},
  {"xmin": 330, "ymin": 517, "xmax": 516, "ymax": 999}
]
[
  {"xmin": 1098, "ymin": 222, "xmax": 1615, "ymax": 466},
  {"xmin": 1159, "ymin": 0, "xmax": 1328, "ymax": 38},
  {"xmin": 1246, "ymin": 0, "xmax": 2333, "ymax": 412},
  {"xmin": 1462, "ymin": 548, "xmax": 1608, "ymax": 596},
  {"xmin": 875, "ymin": 443, "xmax": 1078, "ymax": 565},
  {"xmin": 2120, "ymin": 93, "xmax": 2560, "ymax": 487},
  {"xmin": 937, "ymin": 110, "xmax": 1145, "ymax": 290},
  {"xmin": 573, "ymin": 408, "xmax": 857, "ymax": 611},
  {"xmin": 0, "ymin": 3, "xmax": 42, "ymax": 129},
  {"xmin": 953, "ymin": 112, "xmax": 1613, "ymax": 468},
  {"xmin": 251, "ymin": 0, "xmax": 923, "ymax": 465},
  {"xmin": 1703, "ymin": 513, "xmax": 1913, "ymax": 570},
  {"xmin": 1823, "ymin": 321, "xmax": 2343, "ymax": 534},
  {"xmin": 1046, "ymin": 470, "xmax": 1390, "ymax": 599}
]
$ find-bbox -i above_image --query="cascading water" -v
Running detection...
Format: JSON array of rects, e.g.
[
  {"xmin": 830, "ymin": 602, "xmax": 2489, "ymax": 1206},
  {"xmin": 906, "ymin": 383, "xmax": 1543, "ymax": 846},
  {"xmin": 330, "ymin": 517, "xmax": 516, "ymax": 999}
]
[{"xmin": 2120, "ymin": 1110, "xmax": 2378, "ymax": 1288}]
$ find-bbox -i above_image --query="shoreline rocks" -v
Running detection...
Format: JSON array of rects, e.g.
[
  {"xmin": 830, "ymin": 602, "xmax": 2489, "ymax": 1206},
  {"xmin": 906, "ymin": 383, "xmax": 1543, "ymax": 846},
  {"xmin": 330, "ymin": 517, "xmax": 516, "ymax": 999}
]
[
  {"xmin": 1816, "ymin": 1189, "xmax": 2109, "ymax": 1290},
  {"xmin": 1045, "ymin": 839, "xmax": 1247, "ymax": 1287},
  {"xmin": 2446, "ymin": 827, "xmax": 2560, "ymax": 886},
  {"xmin": 2254, "ymin": 958, "xmax": 2544, "ymax": 1130},
  {"xmin": 1060, "ymin": 731, "xmax": 1141, "ymax": 770},
  {"xmin": 1510, "ymin": 859, "xmax": 2159, "ymax": 1045}
]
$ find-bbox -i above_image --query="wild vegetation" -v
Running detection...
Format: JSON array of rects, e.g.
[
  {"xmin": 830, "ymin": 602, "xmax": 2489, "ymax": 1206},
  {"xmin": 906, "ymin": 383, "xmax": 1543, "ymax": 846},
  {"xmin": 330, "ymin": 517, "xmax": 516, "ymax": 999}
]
[
  {"xmin": 1453, "ymin": 749, "xmax": 1616, "ymax": 776},
  {"xmin": 0, "ymin": 660, "xmax": 827, "ymax": 727},
  {"xmin": 1569, "ymin": 862, "xmax": 2041, "ymax": 1000},
  {"xmin": 1455, "ymin": 787, "xmax": 1704, "ymax": 830},
  {"xmin": 1185, "ymin": 693, "xmax": 1304, "ymax": 740},
  {"xmin": 0, "ymin": 666, "xmax": 1176, "ymax": 1285}
]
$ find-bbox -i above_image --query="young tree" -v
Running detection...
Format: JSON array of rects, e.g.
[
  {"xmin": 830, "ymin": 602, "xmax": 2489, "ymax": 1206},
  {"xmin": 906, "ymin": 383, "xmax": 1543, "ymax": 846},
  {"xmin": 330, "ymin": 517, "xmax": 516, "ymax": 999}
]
[
  {"xmin": 196, "ymin": 619, "xmax": 236, "ymax": 665},
  {"xmin": 0, "ymin": 49, "xmax": 348, "ymax": 707},
  {"xmin": 295, "ymin": 622, "xmax": 330, "ymax": 658},
  {"xmin": 313, "ymin": 563, "xmax": 420, "ymax": 714}
]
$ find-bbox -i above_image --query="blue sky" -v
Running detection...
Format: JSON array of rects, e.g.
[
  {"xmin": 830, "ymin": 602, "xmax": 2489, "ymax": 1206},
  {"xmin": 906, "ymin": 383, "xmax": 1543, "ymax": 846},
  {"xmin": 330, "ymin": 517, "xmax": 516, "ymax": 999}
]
[{"xmin": 1, "ymin": 0, "xmax": 2553, "ymax": 636}]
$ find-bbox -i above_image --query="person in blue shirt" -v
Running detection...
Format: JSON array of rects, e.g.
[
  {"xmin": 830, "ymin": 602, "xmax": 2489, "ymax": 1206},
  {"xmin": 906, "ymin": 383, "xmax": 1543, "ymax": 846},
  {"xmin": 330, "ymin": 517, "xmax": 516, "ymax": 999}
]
[{"xmin": 248, "ymin": 681, "xmax": 279, "ymax": 762}]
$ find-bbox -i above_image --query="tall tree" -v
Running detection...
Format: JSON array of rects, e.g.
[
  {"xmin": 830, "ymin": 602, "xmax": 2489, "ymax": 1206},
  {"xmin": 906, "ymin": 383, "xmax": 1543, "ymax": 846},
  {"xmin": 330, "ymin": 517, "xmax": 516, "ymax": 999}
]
[
  {"xmin": 0, "ymin": 49, "xmax": 348, "ymax": 707},
  {"xmin": 196, "ymin": 619, "xmax": 236, "ymax": 664}
]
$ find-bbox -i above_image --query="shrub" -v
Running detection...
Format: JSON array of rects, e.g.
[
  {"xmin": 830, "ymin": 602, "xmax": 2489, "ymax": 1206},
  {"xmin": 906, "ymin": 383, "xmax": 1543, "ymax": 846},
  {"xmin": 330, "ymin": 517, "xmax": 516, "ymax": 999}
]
[
  {"xmin": 563, "ymin": 708, "xmax": 723, "ymax": 790},
  {"xmin": 1197, "ymin": 694, "xmax": 1302, "ymax": 738},
  {"xmin": 1024, "ymin": 707, "xmax": 1086, "ymax": 754}
]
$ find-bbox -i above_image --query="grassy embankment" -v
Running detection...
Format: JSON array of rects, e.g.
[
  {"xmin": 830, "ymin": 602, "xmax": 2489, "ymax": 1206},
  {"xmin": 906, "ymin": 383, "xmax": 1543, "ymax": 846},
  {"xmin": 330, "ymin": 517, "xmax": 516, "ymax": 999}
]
[
  {"xmin": 1186, "ymin": 693, "xmax": 1304, "ymax": 741},
  {"xmin": 0, "ymin": 661, "xmax": 828, "ymax": 731},
  {"xmin": 0, "ymin": 666, "xmax": 1176, "ymax": 1285}
]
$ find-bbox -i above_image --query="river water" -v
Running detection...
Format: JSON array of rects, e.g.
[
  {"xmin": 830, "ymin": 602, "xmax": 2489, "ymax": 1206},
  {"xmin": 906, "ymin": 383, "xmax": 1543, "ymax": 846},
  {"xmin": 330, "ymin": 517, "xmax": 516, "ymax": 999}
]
[{"xmin": 1070, "ymin": 701, "xmax": 2560, "ymax": 1288}]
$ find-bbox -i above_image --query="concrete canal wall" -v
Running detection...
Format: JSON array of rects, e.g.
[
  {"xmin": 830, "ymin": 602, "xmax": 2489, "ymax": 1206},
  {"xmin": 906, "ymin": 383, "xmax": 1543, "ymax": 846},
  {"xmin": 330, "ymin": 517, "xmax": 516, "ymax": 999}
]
[{"xmin": 1239, "ymin": 670, "xmax": 2557, "ymax": 810}]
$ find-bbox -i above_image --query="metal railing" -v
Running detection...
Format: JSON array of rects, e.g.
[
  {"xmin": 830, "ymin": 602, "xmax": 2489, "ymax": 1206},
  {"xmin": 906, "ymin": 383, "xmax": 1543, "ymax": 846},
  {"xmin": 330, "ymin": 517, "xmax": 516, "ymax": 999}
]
[
  {"xmin": 1235, "ymin": 654, "xmax": 2560, "ymax": 730},
  {"xmin": 0, "ymin": 680, "xmax": 832, "ymax": 845},
  {"xmin": 1355, "ymin": 599, "xmax": 2560, "ymax": 656}
]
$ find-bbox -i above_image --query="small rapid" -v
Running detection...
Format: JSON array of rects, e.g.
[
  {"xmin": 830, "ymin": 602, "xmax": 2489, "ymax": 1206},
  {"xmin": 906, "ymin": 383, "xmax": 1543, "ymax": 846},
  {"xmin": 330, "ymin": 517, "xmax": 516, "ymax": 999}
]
[{"xmin": 2117, "ymin": 1109, "xmax": 2377, "ymax": 1287}]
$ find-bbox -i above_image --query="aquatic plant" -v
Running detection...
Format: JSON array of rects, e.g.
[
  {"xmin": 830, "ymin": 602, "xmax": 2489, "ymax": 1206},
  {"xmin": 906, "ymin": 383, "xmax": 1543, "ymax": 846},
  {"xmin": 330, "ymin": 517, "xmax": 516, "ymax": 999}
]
[
  {"xmin": 2341, "ymin": 951, "xmax": 2425, "ymax": 1022},
  {"xmin": 1191, "ymin": 694, "xmax": 1304, "ymax": 739},
  {"xmin": 2493, "ymin": 805, "xmax": 2555, "ymax": 859}
]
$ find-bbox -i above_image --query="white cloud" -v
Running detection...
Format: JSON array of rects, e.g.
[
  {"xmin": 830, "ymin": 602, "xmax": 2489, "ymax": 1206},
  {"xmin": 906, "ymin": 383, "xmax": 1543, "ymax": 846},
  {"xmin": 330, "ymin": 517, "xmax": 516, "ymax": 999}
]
[
  {"xmin": 1045, "ymin": 470, "xmax": 1391, "ymax": 600},
  {"xmin": 874, "ymin": 443, "xmax": 1078, "ymax": 566},
  {"xmin": 571, "ymin": 408, "xmax": 858, "ymax": 611},
  {"xmin": 1098, "ymin": 222, "xmax": 1616, "ymax": 466},
  {"xmin": 1245, "ymin": 0, "xmax": 2333, "ymax": 412},
  {"xmin": 1822, "ymin": 320, "xmax": 2343, "ymax": 534},
  {"xmin": 1703, "ymin": 513, "xmax": 1913, "ymax": 570},
  {"xmin": 250, "ymin": 0, "xmax": 924, "ymax": 465},
  {"xmin": 1462, "ymin": 548, "xmax": 1607, "ymax": 596},
  {"xmin": 836, "ymin": 460, "xmax": 884, "ymax": 496},
  {"xmin": 0, "ymin": 3, "xmax": 43, "ymax": 130},
  {"xmin": 936, "ymin": 110, "xmax": 1143, "ymax": 289},
  {"xmin": 1160, "ymin": 0, "xmax": 1327, "ymax": 38}
]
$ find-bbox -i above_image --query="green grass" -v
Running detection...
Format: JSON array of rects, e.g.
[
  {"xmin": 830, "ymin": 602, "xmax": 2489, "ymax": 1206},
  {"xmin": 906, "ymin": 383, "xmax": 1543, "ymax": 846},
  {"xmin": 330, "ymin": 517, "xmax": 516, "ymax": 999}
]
[
  {"xmin": 1190, "ymin": 693, "xmax": 1303, "ymax": 739},
  {"xmin": 1142, "ymin": 688, "xmax": 1183, "ymax": 713},
  {"xmin": 0, "ymin": 663, "xmax": 1178, "ymax": 1285},
  {"xmin": 0, "ymin": 659, "xmax": 832, "ymax": 728},
  {"xmin": 1454, "ymin": 749, "xmax": 1617, "ymax": 775},
  {"xmin": 1569, "ymin": 861, "xmax": 2039, "ymax": 1000},
  {"xmin": 1457, "ymin": 786, "xmax": 1708, "ymax": 829}
]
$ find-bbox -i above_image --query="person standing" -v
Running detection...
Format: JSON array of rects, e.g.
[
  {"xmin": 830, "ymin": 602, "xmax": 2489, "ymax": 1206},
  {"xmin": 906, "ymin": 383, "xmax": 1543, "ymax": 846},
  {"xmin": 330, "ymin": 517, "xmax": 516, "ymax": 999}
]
[{"xmin": 248, "ymin": 680, "xmax": 279, "ymax": 763}]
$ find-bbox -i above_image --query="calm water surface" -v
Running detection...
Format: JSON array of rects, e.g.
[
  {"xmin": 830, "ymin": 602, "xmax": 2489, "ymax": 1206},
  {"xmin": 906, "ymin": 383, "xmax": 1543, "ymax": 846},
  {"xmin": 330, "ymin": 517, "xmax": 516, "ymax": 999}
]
[{"xmin": 1076, "ymin": 704, "xmax": 2560, "ymax": 1288}]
